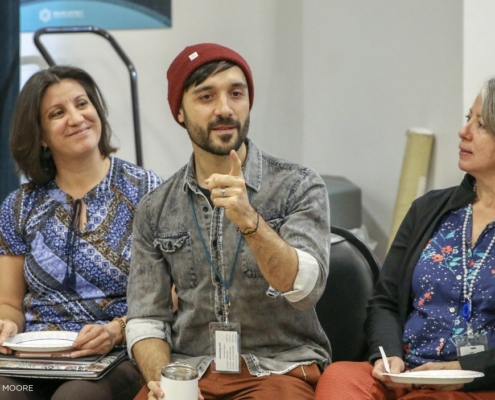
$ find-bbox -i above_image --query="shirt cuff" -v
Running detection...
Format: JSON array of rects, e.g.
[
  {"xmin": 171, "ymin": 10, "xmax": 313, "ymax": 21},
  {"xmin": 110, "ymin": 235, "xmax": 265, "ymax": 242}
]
[
  {"xmin": 126, "ymin": 318, "xmax": 169, "ymax": 360},
  {"xmin": 268, "ymin": 248, "xmax": 318, "ymax": 303}
]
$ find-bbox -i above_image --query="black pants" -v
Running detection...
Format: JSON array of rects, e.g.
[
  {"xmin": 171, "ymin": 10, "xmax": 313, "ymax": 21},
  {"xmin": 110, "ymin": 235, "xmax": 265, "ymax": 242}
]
[{"xmin": 0, "ymin": 360, "xmax": 142, "ymax": 400}]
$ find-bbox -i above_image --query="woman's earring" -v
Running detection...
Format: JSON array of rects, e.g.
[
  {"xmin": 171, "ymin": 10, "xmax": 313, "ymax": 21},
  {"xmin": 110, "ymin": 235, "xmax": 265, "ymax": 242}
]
[
  {"xmin": 41, "ymin": 146, "xmax": 51, "ymax": 160},
  {"xmin": 41, "ymin": 146, "xmax": 52, "ymax": 171}
]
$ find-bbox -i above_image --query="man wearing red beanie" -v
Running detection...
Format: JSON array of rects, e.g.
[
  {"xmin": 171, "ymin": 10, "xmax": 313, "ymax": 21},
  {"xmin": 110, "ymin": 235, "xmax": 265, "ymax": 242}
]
[{"xmin": 127, "ymin": 43, "xmax": 331, "ymax": 400}]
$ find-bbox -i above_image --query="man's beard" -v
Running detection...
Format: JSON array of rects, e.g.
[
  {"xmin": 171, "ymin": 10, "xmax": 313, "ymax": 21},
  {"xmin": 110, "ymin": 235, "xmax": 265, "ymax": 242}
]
[{"xmin": 184, "ymin": 113, "xmax": 250, "ymax": 156}]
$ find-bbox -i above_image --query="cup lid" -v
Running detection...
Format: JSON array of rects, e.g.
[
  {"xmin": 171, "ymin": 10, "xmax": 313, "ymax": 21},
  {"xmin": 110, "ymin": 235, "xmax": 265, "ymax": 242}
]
[{"xmin": 161, "ymin": 363, "xmax": 198, "ymax": 380}]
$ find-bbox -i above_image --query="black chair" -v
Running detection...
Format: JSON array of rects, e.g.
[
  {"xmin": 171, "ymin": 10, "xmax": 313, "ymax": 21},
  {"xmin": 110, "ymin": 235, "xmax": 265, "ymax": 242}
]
[{"xmin": 316, "ymin": 225, "xmax": 381, "ymax": 362}]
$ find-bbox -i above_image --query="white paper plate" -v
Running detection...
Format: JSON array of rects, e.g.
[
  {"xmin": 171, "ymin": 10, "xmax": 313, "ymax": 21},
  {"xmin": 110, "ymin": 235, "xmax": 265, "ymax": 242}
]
[
  {"xmin": 383, "ymin": 370, "xmax": 485, "ymax": 385},
  {"xmin": 2, "ymin": 331, "xmax": 77, "ymax": 352}
]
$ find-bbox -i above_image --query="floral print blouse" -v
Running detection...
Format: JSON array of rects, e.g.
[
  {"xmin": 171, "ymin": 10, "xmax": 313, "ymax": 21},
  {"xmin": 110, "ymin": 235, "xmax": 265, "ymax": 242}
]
[
  {"xmin": 0, "ymin": 157, "xmax": 162, "ymax": 332},
  {"xmin": 403, "ymin": 204, "xmax": 495, "ymax": 367}
]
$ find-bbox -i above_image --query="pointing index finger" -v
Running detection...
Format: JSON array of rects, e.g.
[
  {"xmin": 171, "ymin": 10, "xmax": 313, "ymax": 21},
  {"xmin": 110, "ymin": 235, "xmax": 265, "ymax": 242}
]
[{"xmin": 229, "ymin": 150, "xmax": 243, "ymax": 177}]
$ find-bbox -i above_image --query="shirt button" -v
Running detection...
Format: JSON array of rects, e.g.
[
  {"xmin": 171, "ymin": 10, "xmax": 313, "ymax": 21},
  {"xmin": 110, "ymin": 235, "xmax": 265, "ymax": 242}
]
[
  {"xmin": 456, "ymin": 275, "xmax": 462, "ymax": 280},
  {"xmin": 202, "ymin": 206, "xmax": 208, "ymax": 212},
  {"xmin": 449, "ymin": 307, "xmax": 456, "ymax": 313}
]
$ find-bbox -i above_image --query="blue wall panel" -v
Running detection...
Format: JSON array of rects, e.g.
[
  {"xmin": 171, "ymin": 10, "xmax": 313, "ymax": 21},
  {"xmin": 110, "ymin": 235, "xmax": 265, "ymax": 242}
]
[{"xmin": 21, "ymin": 0, "xmax": 172, "ymax": 31}]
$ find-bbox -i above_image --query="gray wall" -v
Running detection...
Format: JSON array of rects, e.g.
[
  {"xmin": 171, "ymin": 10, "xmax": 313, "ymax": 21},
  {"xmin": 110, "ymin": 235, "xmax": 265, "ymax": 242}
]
[{"xmin": 302, "ymin": 0, "xmax": 464, "ymax": 258}]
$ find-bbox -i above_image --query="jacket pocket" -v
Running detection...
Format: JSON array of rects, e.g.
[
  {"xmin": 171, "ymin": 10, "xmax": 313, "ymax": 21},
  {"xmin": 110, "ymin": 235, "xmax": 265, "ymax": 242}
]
[
  {"xmin": 154, "ymin": 233, "xmax": 198, "ymax": 289},
  {"xmin": 265, "ymin": 216, "xmax": 283, "ymax": 232}
]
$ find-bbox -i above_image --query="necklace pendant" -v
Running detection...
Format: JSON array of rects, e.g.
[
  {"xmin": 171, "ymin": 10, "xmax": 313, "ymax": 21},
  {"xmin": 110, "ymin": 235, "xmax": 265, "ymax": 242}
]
[{"xmin": 462, "ymin": 299, "xmax": 472, "ymax": 320}]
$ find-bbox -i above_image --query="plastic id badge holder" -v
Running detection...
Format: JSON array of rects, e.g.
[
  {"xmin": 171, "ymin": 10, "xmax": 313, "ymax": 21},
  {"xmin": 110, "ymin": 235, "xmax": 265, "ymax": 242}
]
[
  {"xmin": 455, "ymin": 332, "xmax": 488, "ymax": 357},
  {"xmin": 209, "ymin": 322, "xmax": 241, "ymax": 373}
]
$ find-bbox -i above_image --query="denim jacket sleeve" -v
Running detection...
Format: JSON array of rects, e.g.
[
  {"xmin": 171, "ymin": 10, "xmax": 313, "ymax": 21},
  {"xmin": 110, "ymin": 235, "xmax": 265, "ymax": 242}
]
[{"xmin": 265, "ymin": 168, "xmax": 330, "ymax": 310}]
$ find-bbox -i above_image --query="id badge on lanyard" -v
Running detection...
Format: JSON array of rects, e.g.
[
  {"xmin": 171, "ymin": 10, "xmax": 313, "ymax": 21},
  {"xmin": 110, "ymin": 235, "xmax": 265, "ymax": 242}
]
[
  {"xmin": 189, "ymin": 190, "xmax": 254, "ymax": 374},
  {"xmin": 455, "ymin": 298, "xmax": 488, "ymax": 356},
  {"xmin": 209, "ymin": 288, "xmax": 241, "ymax": 374},
  {"xmin": 209, "ymin": 321, "xmax": 242, "ymax": 373},
  {"xmin": 456, "ymin": 205, "xmax": 490, "ymax": 356},
  {"xmin": 455, "ymin": 332, "xmax": 487, "ymax": 356}
]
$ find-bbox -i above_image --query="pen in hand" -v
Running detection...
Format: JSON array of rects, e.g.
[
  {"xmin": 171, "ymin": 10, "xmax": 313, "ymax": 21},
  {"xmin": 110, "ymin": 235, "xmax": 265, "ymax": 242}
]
[{"xmin": 379, "ymin": 346, "xmax": 391, "ymax": 374}]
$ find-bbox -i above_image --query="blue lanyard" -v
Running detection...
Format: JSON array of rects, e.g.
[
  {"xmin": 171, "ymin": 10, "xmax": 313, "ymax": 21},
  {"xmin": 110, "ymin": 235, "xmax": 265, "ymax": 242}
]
[{"xmin": 188, "ymin": 189, "xmax": 252, "ymax": 307}]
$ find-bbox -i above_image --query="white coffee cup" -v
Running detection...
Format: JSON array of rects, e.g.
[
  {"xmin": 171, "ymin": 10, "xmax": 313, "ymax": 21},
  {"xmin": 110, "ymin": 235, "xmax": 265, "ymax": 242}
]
[{"xmin": 160, "ymin": 363, "xmax": 198, "ymax": 400}]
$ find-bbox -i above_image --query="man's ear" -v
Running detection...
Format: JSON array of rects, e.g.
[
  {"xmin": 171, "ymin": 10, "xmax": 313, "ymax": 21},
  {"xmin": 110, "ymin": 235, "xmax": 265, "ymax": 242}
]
[{"xmin": 178, "ymin": 107, "xmax": 185, "ymax": 124}]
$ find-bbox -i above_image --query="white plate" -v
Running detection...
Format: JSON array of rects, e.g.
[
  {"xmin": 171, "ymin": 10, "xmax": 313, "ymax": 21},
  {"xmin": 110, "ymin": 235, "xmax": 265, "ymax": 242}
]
[
  {"xmin": 2, "ymin": 331, "xmax": 77, "ymax": 352},
  {"xmin": 384, "ymin": 370, "xmax": 485, "ymax": 385}
]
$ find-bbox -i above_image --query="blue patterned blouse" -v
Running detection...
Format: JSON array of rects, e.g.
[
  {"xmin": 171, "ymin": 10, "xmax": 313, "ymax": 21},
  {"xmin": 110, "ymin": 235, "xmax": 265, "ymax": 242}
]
[
  {"xmin": 0, "ymin": 157, "xmax": 162, "ymax": 332},
  {"xmin": 403, "ymin": 204, "xmax": 495, "ymax": 367}
]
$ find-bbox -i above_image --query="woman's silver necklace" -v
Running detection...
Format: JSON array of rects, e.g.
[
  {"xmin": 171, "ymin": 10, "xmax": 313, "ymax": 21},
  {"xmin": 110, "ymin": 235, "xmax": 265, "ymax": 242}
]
[{"xmin": 461, "ymin": 203, "xmax": 495, "ymax": 335}]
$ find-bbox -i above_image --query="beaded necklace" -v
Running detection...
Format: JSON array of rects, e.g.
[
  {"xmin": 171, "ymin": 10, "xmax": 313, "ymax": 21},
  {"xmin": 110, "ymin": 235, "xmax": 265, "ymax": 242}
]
[{"xmin": 461, "ymin": 203, "xmax": 495, "ymax": 335}]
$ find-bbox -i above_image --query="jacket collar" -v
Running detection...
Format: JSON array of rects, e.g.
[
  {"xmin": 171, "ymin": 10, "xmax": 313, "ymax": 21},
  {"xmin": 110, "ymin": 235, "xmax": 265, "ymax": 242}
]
[{"xmin": 447, "ymin": 173, "xmax": 476, "ymax": 210}]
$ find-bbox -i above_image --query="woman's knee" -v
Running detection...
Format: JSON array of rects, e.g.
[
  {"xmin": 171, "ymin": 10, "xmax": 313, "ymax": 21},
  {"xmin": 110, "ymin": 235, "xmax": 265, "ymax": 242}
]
[
  {"xmin": 51, "ymin": 361, "xmax": 142, "ymax": 400},
  {"xmin": 321, "ymin": 361, "xmax": 371, "ymax": 383},
  {"xmin": 0, "ymin": 376, "xmax": 53, "ymax": 400},
  {"xmin": 316, "ymin": 361, "xmax": 376, "ymax": 400}
]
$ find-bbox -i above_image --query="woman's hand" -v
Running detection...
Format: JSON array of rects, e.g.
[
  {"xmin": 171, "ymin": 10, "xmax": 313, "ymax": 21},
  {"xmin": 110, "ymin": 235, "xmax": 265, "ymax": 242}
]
[
  {"xmin": 71, "ymin": 321, "xmax": 121, "ymax": 358},
  {"xmin": 146, "ymin": 381, "xmax": 204, "ymax": 400},
  {"xmin": 0, "ymin": 254, "xmax": 27, "ymax": 355},
  {"xmin": 410, "ymin": 361, "xmax": 464, "ymax": 391},
  {"xmin": 0, "ymin": 319, "xmax": 18, "ymax": 355},
  {"xmin": 372, "ymin": 356, "xmax": 412, "ymax": 390}
]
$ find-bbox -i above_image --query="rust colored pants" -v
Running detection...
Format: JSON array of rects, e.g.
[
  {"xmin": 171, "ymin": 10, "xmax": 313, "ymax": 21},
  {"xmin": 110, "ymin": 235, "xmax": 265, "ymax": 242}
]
[
  {"xmin": 134, "ymin": 359, "xmax": 320, "ymax": 400},
  {"xmin": 199, "ymin": 359, "xmax": 320, "ymax": 400},
  {"xmin": 315, "ymin": 361, "xmax": 494, "ymax": 400}
]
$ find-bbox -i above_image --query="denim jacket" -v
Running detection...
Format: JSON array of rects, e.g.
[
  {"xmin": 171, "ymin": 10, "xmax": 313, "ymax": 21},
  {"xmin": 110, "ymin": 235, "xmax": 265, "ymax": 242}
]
[{"xmin": 127, "ymin": 139, "xmax": 331, "ymax": 377}]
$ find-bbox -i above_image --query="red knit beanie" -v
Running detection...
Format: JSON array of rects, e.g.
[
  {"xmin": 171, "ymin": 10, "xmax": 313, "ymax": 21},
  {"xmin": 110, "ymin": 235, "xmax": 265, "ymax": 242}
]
[{"xmin": 167, "ymin": 43, "xmax": 254, "ymax": 126}]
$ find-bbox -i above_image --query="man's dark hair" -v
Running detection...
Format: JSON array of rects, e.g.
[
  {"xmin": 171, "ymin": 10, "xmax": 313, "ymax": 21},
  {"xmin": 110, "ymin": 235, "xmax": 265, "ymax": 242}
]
[{"xmin": 183, "ymin": 60, "xmax": 236, "ymax": 91}]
